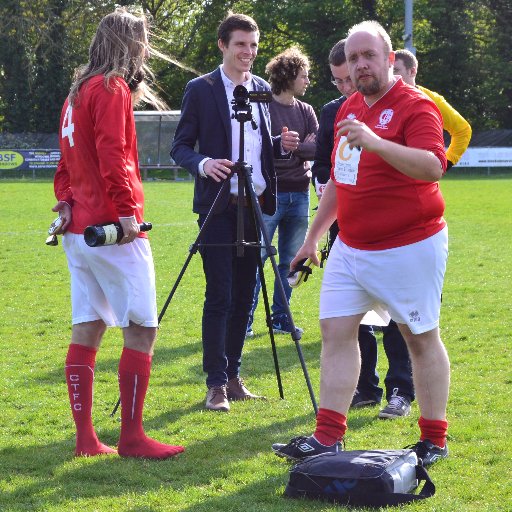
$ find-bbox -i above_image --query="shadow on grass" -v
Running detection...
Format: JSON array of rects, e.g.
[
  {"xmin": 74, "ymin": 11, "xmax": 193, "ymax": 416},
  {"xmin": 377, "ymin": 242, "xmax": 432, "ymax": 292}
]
[
  {"xmin": 178, "ymin": 478, "xmax": 296, "ymax": 512},
  {"xmin": 0, "ymin": 413, "xmax": 315, "ymax": 510},
  {"xmin": 0, "ymin": 438, "xmax": 183, "ymax": 510}
]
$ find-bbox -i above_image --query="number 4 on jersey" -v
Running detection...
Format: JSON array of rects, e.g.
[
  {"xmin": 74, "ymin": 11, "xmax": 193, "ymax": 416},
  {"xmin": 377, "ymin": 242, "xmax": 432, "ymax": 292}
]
[{"xmin": 62, "ymin": 105, "xmax": 75, "ymax": 147}]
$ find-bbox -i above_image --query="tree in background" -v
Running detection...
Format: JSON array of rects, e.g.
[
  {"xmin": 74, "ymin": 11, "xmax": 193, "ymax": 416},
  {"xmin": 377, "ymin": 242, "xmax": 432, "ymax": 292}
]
[
  {"xmin": 32, "ymin": 0, "xmax": 70, "ymax": 132},
  {"xmin": 0, "ymin": 0, "xmax": 112, "ymax": 133},
  {"xmin": 249, "ymin": 0, "xmax": 364, "ymax": 113},
  {"xmin": 413, "ymin": 0, "xmax": 477, "ymax": 125},
  {"xmin": 145, "ymin": 0, "xmax": 233, "ymax": 109},
  {"xmin": 0, "ymin": 0, "xmax": 510, "ymax": 134},
  {"xmin": 0, "ymin": 0, "xmax": 34, "ymax": 131},
  {"xmin": 487, "ymin": 0, "xmax": 512, "ymax": 128}
]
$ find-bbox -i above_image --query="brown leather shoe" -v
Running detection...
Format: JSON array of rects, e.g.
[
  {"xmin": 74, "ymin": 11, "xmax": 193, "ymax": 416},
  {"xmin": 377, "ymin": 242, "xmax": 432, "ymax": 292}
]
[
  {"xmin": 226, "ymin": 377, "xmax": 266, "ymax": 401},
  {"xmin": 205, "ymin": 385, "xmax": 230, "ymax": 412}
]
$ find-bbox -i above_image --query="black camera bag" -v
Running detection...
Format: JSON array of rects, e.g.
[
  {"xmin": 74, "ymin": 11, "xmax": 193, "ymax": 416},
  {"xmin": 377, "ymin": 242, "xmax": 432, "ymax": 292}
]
[{"xmin": 284, "ymin": 449, "xmax": 435, "ymax": 508}]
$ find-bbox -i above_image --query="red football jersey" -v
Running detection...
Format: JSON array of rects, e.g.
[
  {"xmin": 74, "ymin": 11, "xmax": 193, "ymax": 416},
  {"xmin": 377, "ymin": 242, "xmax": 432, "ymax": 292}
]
[
  {"xmin": 55, "ymin": 75, "xmax": 146, "ymax": 236},
  {"xmin": 331, "ymin": 78, "xmax": 447, "ymax": 250}
]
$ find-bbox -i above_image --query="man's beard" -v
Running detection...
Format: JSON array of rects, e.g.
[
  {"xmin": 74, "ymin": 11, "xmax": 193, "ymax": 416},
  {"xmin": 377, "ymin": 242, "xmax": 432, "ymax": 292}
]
[{"xmin": 356, "ymin": 75, "xmax": 381, "ymax": 96}]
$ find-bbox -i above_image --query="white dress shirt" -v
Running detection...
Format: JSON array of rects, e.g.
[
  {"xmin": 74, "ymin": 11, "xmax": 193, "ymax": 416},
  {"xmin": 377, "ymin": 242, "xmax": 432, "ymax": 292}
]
[{"xmin": 198, "ymin": 65, "xmax": 266, "ymax": 197}]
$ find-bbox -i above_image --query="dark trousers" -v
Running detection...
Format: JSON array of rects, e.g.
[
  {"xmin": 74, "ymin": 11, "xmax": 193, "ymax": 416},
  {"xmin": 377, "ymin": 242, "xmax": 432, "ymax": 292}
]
[
  {"xmin": 198, "ymin": 204, "xmax": 259, "ymax": 388},
  {"xmin": 382, "ymin": 320, "xmax": 414, "ymax": 401},
  {"xmin": 357, "ymin": 320, "xmax": 415, "ymax": 402},
  {"xmin": 357, "ymin": 324, "xmax": 383, "ymax": 402}
]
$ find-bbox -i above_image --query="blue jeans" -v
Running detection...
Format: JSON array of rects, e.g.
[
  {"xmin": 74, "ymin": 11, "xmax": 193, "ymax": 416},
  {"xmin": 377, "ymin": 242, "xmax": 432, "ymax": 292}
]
[
  {"xmin": 357, "ymin": 320, "xmax": 415, "ymax": 402},
  {"xmin": 250, "ymin": 191, "xmax": 309, "ymax": 320},
  {"xmin": 198, "ymin": 203, "xmax": 259, "ymax": 388}
]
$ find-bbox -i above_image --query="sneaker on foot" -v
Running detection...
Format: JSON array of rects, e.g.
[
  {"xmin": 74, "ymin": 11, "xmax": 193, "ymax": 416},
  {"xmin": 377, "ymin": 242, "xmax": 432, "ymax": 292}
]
[
  {"xmin": 351, "ymin": 389, "xmax": 380, "ymax": 408},
  {"xmin": 205, "ymin": 385, "xmax": 230, "ymax": 412},
  {"xmin": 407, "ymin": 439, "xmax": 448, "ymax": 467},
  {"xmin": 271, "ymin": 314, "xmax": 304, "ymax": 335},
  {"xmin": 272, "ymin": 435, "xmax": 341, "ymax": 461},
  {"xmin": 378, "ymin": 391, "xmax": 411, "ymax": 419}
]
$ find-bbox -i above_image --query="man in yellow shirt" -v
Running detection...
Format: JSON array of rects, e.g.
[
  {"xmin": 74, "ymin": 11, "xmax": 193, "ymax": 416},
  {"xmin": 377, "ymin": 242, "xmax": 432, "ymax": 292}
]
[{"xmin": 394, "ymin": 49, "xmax": 472, "ymax": 169}]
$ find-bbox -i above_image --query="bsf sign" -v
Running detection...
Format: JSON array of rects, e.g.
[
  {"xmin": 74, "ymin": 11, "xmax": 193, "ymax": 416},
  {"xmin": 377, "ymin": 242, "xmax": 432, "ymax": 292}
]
[
  {"xmin": 0, "ymin": 149, "xmax": 61, "ymax": 171},
  {"xmin": 0, "ymin": 151, "xmax": 24, "ymax": 169}
]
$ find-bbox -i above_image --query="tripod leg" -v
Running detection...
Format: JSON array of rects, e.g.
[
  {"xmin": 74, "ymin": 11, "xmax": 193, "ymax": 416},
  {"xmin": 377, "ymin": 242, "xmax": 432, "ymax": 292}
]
[
  {"xmin": 236, "ymin": 162, "xmax": 246, "ymax": 257},
  {"xmin": 256, "ymin": 245, "xmax": 284, "ymax": 399},
  {"xmin": 245, "ymin": 178, "xmax": 318, "ymax": 415},
  {"xmin": 231, "ymin": 161, "xmax": 284, "ymax": 400}
]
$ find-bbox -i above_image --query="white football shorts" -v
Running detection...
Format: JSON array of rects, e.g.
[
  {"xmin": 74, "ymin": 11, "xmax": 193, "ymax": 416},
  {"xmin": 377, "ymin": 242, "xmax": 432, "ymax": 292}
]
[
  {"xmin": 62, "ymin": 233, "xmax": 158, "ymax": 328},
  {"xmin": 319, "ymin": 227, "xmax": 448, "ymax": 334}
]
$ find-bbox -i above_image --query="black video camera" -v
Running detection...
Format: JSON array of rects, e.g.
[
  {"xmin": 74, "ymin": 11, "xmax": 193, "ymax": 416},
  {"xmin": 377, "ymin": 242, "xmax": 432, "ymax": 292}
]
[
  {"xmin": 231, "ymin": 85, "xmax": 272, "ymax": 125},
  {"xmin": 232, "ymin": 85, "xmax": 272, "ymax": 106}
]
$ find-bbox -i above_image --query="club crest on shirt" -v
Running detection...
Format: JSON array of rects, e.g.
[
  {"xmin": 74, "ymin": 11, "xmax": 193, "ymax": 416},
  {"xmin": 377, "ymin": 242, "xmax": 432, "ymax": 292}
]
[
  {"xmin": 375, "ymin": 109, "xmax": 394, "ymax": 129},
  {"xmin": 347, "ymin": 113, "xmax": 357, "ymax": 120}
]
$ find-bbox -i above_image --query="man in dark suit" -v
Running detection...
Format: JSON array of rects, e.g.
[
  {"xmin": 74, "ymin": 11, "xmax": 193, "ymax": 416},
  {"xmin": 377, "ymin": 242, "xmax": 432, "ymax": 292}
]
[{"xmin": 171, "ymin": 12, "xmax": 299, "ymax": 412}]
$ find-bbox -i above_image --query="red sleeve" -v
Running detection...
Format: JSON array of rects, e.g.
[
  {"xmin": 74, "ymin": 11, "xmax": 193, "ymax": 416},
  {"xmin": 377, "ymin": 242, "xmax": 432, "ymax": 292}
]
[
  {"xmin": 403, "ymin": 98, "xmax": 447, "ymax": 173},
  {"xmin": 54, "ymin": 99, "xmax": 74, "ymax": 205},
  {"xmin": 91, "ymin": 79, "xmax": 137, "ymax": 217},
  {"xmin": 54, "ymin": 157, "xmax": 73, "ymax": 205}
]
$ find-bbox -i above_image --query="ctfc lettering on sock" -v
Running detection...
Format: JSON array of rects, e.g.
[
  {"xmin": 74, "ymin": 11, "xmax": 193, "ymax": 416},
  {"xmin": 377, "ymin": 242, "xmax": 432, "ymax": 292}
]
[{"xmin": 69, "ymin": 374, "xmax": 82, "ymax": 411}]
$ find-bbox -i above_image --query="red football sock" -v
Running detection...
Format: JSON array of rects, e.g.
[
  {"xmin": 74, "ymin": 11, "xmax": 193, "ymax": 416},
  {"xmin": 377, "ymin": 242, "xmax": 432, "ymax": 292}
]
[
  {"xmin": 65, "ymin": 343, "xmax": 116, "ymax": 456},
  {"xmin": 418, "ymin": 416, "xmax": 448, "ymax": 448},
  {"xmin": 313, "ymin": 408, "xmax": 347, "ymax": 446},
  {"xmin": 117, "ymin": 347, "xmax": 184, "ymax": 459}
]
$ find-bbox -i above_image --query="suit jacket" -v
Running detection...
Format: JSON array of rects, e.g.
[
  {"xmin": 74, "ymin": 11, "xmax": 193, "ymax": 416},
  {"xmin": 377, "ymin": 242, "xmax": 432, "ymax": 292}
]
[{"xmin": 171, "ymin": 67, "xmax": 283, "ymax": 215}]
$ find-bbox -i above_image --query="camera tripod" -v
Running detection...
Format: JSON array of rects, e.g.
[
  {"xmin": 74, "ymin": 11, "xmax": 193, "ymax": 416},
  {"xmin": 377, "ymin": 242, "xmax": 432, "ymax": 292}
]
[{"xmin": 111, "ymin": 86, "xmax": 318, "ymax": 417}]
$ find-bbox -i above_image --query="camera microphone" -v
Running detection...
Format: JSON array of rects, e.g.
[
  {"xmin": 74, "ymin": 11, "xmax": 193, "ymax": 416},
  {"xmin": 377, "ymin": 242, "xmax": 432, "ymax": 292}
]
[{"xmin": 84, "ymin": 222, "xmax": 152, "ymax": 247}]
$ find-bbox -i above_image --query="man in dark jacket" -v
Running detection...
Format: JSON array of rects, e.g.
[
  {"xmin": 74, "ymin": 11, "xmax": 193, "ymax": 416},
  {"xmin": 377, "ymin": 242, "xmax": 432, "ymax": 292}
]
[{"xmin": 171, "ymin": 12, "xmax": 299, "ymax": 412}]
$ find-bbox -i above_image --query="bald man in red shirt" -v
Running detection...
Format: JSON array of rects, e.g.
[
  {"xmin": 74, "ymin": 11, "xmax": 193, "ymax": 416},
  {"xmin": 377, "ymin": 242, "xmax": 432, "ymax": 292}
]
[{"xmin": 273, "ymin": 20, "xmax": 450, "ymax": 468}]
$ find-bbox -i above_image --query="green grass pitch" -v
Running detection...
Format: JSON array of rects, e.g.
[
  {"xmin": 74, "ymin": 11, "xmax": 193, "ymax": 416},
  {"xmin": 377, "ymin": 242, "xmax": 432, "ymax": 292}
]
[{"xmin": 0, "ymin": 176, "xmax": 511, "ymax": 511}]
